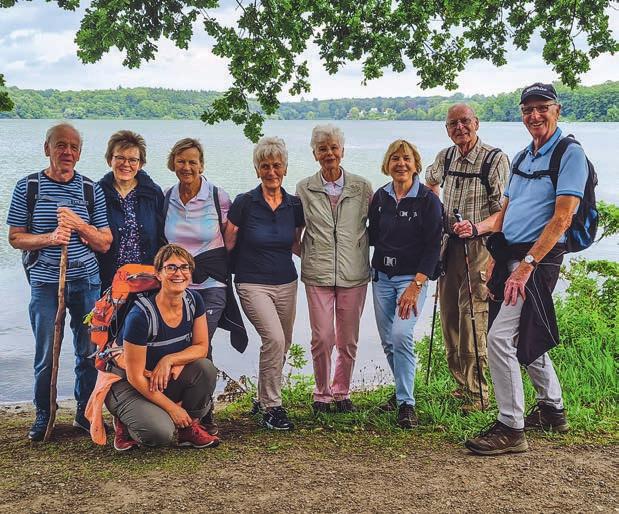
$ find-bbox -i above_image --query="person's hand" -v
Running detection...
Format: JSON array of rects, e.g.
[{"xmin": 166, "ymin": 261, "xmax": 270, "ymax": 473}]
[
  {"xmin": 503, "ymin": 262, "xmax": 533, "ymax": 306},
  {"xmin": 486, "ymin": 258, "xmax": 496, "ymax": 300},
  {"xmin": 167, "ymin": 404, "xmax": 192, "ymax": 428},
  {"xmin": 397, "ymin": 283, "xmax": 420, "ymax": 319},
  {"xmin": 453, "ymin": 219, "xmax": 477, "ymax": 238},
  {"xmin": 48, "ymin": 225, "xmax": 72, "ymax": 246},
  {"xmin": 149, "ymin": 356, "xmax": 173, "ymax": 392},
  {"xmin": 57, "ymin": 207, "xmax": 87, "ymax": 232}
]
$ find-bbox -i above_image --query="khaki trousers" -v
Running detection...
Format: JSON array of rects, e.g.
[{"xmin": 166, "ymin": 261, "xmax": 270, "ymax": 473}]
[
  {"xmin": 236, "ymin": 281, "xmax": 297, "ymax": 408},
  {"xmin": 438, "ymin": 237, "xmax": 489, "ymax": 400}
]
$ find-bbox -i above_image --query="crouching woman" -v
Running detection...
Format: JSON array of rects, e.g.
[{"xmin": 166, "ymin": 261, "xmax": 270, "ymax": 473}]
[{"xmin": 105, "ymin": 244, "xmax": 219, "ymax": 450}]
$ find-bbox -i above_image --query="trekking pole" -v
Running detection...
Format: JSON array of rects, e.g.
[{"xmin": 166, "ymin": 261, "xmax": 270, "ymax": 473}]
[
  {"xmin": 453, "ymin": 209, "xmax": 485, "ymax": 410},
  {"xmin": 425, "ymin": 285, "xmax": 439, "ymax": 385},
  {"xmin": 44, "ymin": 244, "xmax": 68, "ymax": 442}
]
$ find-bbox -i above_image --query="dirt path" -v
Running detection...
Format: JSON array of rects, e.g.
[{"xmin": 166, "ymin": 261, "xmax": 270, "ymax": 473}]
[{"xmin": 1, "ymin": 409, "xmax": 616, "ymax": 513}]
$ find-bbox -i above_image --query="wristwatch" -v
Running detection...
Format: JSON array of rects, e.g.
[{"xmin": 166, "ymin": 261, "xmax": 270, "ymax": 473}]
[{"xmin": 523, "ymin": 254, "xmax": 538, "ymax": 268}]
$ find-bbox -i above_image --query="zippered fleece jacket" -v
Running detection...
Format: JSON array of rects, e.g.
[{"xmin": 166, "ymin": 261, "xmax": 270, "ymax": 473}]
[{"xmin": 296, "ymin": 170, "xmax": 373, "ymax": 288}]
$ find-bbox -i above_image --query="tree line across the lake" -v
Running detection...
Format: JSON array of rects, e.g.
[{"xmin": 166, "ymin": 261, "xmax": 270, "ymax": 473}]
[{"xmin": 1, "ymin": 81, "xmax": 617, "ymax": 122}]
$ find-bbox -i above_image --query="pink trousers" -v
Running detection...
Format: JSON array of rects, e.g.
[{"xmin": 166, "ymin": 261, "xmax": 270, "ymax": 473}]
[{"xmin": 305, "ymin": 284, "xmax": 368, "ymax": 402}]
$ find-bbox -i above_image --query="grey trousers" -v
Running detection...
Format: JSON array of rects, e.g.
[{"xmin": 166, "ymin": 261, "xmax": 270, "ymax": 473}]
[
  {"xmin": 236, "ymin": 280, "xmax": 297, "ymax": 409},
  {"xmin": 195, "ymin": 286, "xmax": 227, "ymax": 360},
  {"xmin": 105, "ymin": 359, "xmax": 217, "ymax": 446},
  {"xmin": 487, "ymin": 260, "xmax": 564, "ymax": 429}
]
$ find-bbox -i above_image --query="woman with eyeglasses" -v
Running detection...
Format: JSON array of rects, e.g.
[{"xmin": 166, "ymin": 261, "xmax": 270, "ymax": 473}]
[
  {"xmin": 105, "ymin": 244, "xmax": 220, "ymax": 450},
  {"xmin": 97, "ymin": 130, "xmax": 165, "ymax": 291}
]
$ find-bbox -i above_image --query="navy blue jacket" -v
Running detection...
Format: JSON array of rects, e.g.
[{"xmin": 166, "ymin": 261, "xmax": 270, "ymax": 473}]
[
  {"xmin": 97, "ymin": 170, "xmax": 165, "ymax": 290},
  {"xmin": 369, "ymin": 182, "xmax": 442, "ymax": 279}
]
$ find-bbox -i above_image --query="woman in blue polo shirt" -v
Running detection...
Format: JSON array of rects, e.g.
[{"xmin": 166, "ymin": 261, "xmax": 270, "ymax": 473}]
[
  {"xmin": 225, "ymin": 136, "xmax": 304, "ymax": 431},
  {"xmin": 368, "ymin": 139, "xmax": 442, "ymax": 429},
  {"xmin": 105, "ymin": 244, "xmax": 219, "ymax": 450}
]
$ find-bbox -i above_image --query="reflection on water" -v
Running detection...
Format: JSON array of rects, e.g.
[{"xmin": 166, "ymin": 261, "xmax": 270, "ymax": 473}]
[{"xmin": 0, "ymin": 119, "xmax": 617, "ymax": 403}]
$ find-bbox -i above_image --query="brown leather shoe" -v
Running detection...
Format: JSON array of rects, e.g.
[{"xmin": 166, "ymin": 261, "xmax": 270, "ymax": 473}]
[
  {"xmin": 524, "ymin": 402, "xmax": 569, "ymax": 433},
  {"xmin": 465, "ymin": 421, "xmax": 528, "ymax": 455}
]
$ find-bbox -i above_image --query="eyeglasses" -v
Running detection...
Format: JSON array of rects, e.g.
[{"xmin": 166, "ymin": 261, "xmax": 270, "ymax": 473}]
[
  {"xmin": 521, "ymin": 103, "xmax": 557, "ymax": 115},
  {"xmin": 113, "ymin": 155, "xmax": 140, "ymax": 166},
  {"xmin": 446, "ymin": 118, "xmax": 474, "ymax": 129},
  {"xmin": 161, "ymin": 264, "xmax": 192, "ymax": 274}
]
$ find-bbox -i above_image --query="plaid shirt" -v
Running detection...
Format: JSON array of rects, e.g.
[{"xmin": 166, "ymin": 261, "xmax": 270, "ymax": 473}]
[{"xmin": 425, "ymin": 138, "xmax": 509, "ymax": 233}]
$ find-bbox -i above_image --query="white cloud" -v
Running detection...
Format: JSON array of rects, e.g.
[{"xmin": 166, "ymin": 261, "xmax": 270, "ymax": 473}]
[{"xmin": 1, "ymin": 2, "xmax": 617, "ymax": 99}]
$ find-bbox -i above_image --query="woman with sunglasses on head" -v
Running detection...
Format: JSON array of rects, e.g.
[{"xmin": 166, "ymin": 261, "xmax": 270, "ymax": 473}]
[
  {"xmin": 97, "ymin": 130, "xmax": 165, "ymax": 291},
  {"xmin": 105, "ymin": 244, "xmax": 220, "ymax": 450}
]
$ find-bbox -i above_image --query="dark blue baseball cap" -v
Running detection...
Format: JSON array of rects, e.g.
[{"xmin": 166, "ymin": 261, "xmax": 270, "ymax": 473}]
[{"xmin": 520, "ymin": 83, "xmax": 558, "ymax": 104}]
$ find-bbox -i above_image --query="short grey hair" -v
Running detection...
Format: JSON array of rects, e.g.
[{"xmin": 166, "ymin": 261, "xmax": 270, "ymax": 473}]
[
  {"xmin": 45, "ymin": 122, "xmax": 83, "ymax": 150},
  {"xmin": 310, "ymin": 124, "xmax": 345, "ymax": 151},
  {"xmin": 253, "ymin": 136, "xmax": 288, "ymax": 171}
]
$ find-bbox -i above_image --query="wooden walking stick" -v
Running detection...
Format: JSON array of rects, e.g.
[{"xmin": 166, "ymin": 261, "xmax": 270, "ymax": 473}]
[{"xmin": 44, "ymin": 244, "xmax": 68, "ymax": 442}]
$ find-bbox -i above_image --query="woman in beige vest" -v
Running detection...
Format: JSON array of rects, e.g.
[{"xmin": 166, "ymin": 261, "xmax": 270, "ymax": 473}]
[{"xmin": 296, "ymin": 125, "xmax": 373, "ymax": 413}]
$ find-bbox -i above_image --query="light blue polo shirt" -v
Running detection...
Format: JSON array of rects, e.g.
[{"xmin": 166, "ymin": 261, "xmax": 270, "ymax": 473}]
[{"xmin": 503, "ymin": 128, "xmax": 587, "ymax": 244}]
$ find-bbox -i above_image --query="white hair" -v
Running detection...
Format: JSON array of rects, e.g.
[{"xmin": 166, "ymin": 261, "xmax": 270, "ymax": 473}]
[
  {"xmin": 45, "ymin": 122, "xmax": 83, "ymax": 150},
  {"xmin": 253, "ymin": 136, "xmax": 288, "ymax": 170},
  {"xmin": 310, "ymin": 124, "xmax": 345, "ymax": 151}
]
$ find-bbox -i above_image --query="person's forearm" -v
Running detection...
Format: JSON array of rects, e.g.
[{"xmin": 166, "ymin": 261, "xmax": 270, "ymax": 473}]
[
  {"xmin": 475, "ymin": 211, "xmax": 502, "ymax": 235},
  {"xmin": 75, "ymin": 224, "xmax": 112, "ymax": 253},
  {"xmin": 526, "ymin": 211, "xmax": 573, "ymax": 263},
  {"xmin": 9, "ymin": 231, "xmax": 54, "ymax": 251},
  {"xmin": 166, "ymin": 344, "xmax": 208, "ymax": 367}
]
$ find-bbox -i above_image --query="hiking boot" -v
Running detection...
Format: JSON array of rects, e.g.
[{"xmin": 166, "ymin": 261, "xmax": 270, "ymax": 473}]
[
  {"xmin": 378, "ymin": 393, "xmax": 397, "ymax": 412},
  {"xmin": 113, "ymin": 416, "xmax": 139, "ymax": 452},
  {"xmin": 28, "ymin": 410, "xmax": 50, "ymax": 441},
  {"xmin": 73, "ymin": 405, "xmax": 91, "ymax": 434},
  {"xmin": 397, "ymin": 403, "xmax": 418, "ymax": 429},
  {"xmin": 250, "ymin": 399, "xmax": 263, "ymax": 416},
  {"xmin": 312, "ymin": 401, "xmax": 331, "ymax": 414},
  {"xmin": 200, "ymin": 405, "xmax": 219, "ymax": 436},
  {"xmin": 465, "ymin": 421, "xmax": 529, "ymax": 456},
  {"xmin": 524, "ymin": 402, "xmax": 569, "ymax": 433},
  {"xmin": 262, "ymin": 406, "xmax": 294, "ymax": 431},
  {"xmin": 335, "ymin": 399, "xmax": 356, "ymax": 413},
  {"xmin": 177, "ymin": 419, "xmax": 220, "ymax": 448}
]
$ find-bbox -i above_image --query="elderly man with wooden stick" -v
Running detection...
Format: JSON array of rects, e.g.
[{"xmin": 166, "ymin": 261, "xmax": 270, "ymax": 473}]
[{"xmin": 7, "ymin": 123, "xmax": 112, "ymax": 441}]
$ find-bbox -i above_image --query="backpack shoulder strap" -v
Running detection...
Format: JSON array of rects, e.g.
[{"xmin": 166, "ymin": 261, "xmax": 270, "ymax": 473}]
[
  {"xmin": 25, "ymin": 172, "xmax": 40, "ymax": 231},
  {"xmin": 162, "ymin": 188, "xmax": 173, "ymax": 222},
  {"xmin": 81, "ymin": 175, "xmax": 95, "ymax": 221},
  {"xmin": 480, "ymin": 148, "xmax": 502, "ymax": 197},
  {"xmin": 134, "ymin": 293, "xmax": 159, "ymax": 342},
  {"xmin": 441, "ymin": 146, "xmax": 457, "ymax": 187},
  {"xmin": 548, "ymin": 135, "xmax": 578, "ymax": 190},
  {"xmin": 212, "ymin": 185, "xmax": 226, "ymax": 237}
]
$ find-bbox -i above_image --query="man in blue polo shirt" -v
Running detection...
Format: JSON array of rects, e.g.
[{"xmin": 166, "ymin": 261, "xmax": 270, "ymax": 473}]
[
  {"xmin": 465, "ymin": 83, "xmax": 588, "ymax": 455},
  {"xmin": 7, "ymin": 123, "xmax": 112, "ymax": 441}
]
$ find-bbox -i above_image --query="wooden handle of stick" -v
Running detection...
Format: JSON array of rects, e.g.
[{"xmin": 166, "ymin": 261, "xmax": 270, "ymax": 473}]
[{"xmin": 44, "ymin": 245, "xmax": 68, "ymax": 442}]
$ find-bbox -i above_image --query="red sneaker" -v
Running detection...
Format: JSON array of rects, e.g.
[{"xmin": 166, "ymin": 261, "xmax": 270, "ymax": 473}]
[
  {"xmin": 178, "ymin": 419, "xmax": 220, "ymax": 448},
  {"xmin": 113, "ymin": 416, "xmax": 139, "ymax": 452}
]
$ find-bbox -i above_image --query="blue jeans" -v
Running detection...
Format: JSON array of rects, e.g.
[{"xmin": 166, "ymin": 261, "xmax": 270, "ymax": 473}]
[
  {"xmin": 372, "ymin": 271, "xmax": 428, "ymax": 406},
  {"xmin": 29, "ymin": 274, "xmax": 101, "ymax": 412}
]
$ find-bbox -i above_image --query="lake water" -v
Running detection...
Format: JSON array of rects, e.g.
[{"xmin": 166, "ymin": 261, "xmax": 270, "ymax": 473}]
[{"xmin": 0, "ymin": 119, "xmax": 617, "ymax": 403}]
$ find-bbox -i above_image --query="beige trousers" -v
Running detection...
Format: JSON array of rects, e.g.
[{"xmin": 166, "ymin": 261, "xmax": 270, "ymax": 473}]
[
  {"xmin": 236, "ymin": 280, "xmax": 298, "ymax": 408},
  {"xmin": 438, "ymin": 237, "xmax": 489, "ymax": 400}
]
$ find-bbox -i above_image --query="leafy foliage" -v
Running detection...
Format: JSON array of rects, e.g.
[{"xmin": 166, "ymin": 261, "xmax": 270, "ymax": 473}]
[
  {"xmin": 597, "ymin": 201, "xmax": 619, "ymax": 240},
  {"xmin": 1, "ymin": 0, "xmax": 617, "ymax": 139},
  {"xmin": 0, "ymin": 74, "xmax": 13, "ymax": 112}
]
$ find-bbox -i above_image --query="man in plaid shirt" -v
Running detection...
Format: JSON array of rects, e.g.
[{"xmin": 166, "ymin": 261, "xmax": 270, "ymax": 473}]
[{"xmin": 425, "ymin": 104, "xmax": 509, "ymax": 412}]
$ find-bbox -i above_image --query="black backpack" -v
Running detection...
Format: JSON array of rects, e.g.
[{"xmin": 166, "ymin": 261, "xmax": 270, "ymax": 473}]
[
  {"xmin": 22, "ymin": 171, "xmax": 95, "ymax": 282},
  {"xmin": 510, "ymin": 134, "xmax": 598, "ymax": 253},
  {"xmin": 441, "ymin": 146, "xmax": 502, "ymax": 197}
]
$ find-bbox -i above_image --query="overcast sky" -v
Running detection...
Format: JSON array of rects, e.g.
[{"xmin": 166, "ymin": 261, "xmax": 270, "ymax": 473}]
[{"xmin": 1, "ymin": 2, "xmax": 617, "ymax": 100}]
